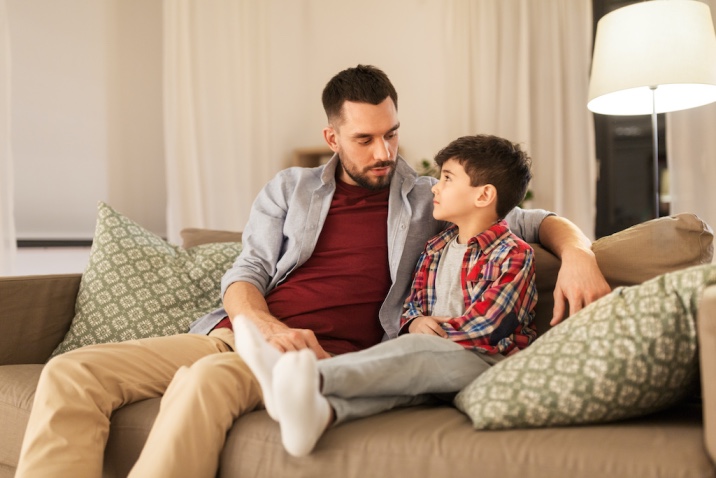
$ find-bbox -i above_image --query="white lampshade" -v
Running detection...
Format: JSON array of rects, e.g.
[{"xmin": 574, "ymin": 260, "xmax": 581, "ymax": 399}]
[{"xmin": 588, "ymin": 0, "xmax": 716, "ymax": 116}]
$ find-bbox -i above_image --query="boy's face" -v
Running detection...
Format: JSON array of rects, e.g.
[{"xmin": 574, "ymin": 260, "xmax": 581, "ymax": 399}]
[
  {"xmin": 323, "ymin": 98, "xmax": 400, "ymax": 190},
  {"xmin": 431, "ymin": 158, "xmax": 482, "ymax": 223}
]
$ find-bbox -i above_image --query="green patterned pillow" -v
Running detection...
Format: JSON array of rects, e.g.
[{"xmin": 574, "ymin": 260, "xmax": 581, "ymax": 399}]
[
  {"xmin": 51, "ymin": 202, "xmax": 241, "ymax": 357},
  {"xmin": 455, "ymin": 263, "xmax": 716, "ymax": 429}
]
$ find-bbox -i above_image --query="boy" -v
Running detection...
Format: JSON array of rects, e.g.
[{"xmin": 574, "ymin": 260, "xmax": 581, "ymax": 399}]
[{"xmin": 235, "ymin": 134, "xmax": 537, "ymax": 457}]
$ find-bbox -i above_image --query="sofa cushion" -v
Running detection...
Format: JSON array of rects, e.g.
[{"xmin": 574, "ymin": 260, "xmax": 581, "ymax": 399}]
[
  {"xmin": 51, "ymin": 203, "xmax": 242, "ymax": 356},
  {"xmin": 104, "ymin": 398, "xmax": 160, "ymax": 478},
  {"xmin": 455, "ymin": 263, "xmax": 716, "ymax": 430},
  {"xmin": 0, "ymin": 274, "xmax": 81, "ymax": 365},
  {"xmin": 593, "ymin": 213, "xmax": 713, "ymax": 288},
  {"xmin": 180, "ymin": 228, "xmax": 243, "ymax": 249},
  {"xmin": 220, "ymin": 405, "xmax": 711, "ymax": 478},
  {"xmin": 0, "ymin": 365, "xmax": 43, "ymax": 470}
]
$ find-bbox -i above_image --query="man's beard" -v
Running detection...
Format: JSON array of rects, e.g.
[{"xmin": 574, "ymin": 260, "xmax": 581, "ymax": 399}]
[{"xmin": 338, "ymin": 156, "xmax": 396, "ymax": 190}]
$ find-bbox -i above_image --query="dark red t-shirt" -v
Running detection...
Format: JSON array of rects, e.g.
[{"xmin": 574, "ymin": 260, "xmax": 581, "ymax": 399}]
[{"xmin": 218, "ymin": 180, "xmax": 391, "ymax": 355}]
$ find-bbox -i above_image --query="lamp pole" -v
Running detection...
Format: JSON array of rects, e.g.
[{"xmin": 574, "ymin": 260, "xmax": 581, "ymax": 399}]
[{"xmin": 650, "ymin": 85, "xmax": 659, "ymax": 218}]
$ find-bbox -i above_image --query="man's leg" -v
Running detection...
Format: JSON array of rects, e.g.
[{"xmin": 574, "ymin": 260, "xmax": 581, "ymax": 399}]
[
  {"xmin": 15, "ymin": 334, "xmax": 228, "ymax": 478},
  {"xmin": 128, "ymin": 336, "xmax": 262, "ymax": 478}
]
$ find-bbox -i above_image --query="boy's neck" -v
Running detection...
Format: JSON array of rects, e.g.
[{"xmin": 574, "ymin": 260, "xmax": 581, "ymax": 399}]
[{"xmin": 454, "ymin": 213, "xmax": 500, "ymax": 244}]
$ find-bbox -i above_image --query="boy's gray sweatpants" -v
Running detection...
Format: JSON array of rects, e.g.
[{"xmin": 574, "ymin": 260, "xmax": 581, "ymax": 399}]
[{"xmin": 318, "ymin": 334, "xmax": 503, "ymax": 424}]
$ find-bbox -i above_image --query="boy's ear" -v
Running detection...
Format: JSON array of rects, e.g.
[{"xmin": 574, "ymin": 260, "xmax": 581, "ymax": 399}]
[
  {"xmin": 474, "ymin": 184, "xmax": 497, "ymax": 208},
  {"xmin": 323, "ymin": 126, "xmax": 339, "ymax": 153}
]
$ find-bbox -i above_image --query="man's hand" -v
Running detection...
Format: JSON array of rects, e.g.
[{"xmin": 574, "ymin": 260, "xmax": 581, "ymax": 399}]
[
  {"xmin": 224, "ymin": 282, "xmax": 331, "ymax": 359},
  {"xmin": 263, "ymin": 326, "xmax": 331, "ymax": 359},
  {"xmin": 551, "ymin": 247, "xmax": 611, "ymax": 326},
  {"xmin": 408, "ymin": 316, "xmax": 452, "ymax": 337}
]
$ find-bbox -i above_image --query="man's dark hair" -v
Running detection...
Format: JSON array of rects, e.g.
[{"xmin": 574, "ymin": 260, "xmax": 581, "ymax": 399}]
[
  {"xmin": 322, "ymin": 65, "xmax": 398, "ymax": 123},
  {"xmin": 434, "ymin": 134, "xmax": 532, "ymax": 219}
]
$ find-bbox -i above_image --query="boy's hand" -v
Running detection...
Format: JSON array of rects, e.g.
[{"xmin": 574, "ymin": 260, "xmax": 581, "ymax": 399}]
[{"xmin": 408, "ymin": 316, "xmax": 451, "ymax": 337}]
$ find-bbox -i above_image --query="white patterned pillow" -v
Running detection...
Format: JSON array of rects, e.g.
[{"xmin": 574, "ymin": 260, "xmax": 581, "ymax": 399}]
[
  {"xmin": 455, "ymin": 264, "xmax": 716, "ymax": 429},
  {"xmin": 51, "ymin": 202, "xmax": 241, "ymax": 357}
]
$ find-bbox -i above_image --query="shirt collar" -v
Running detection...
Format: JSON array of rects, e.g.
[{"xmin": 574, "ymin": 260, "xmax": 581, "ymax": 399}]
[{"xmin": 425, "ymin": 219, "xmax": 510, "ymax": 255}]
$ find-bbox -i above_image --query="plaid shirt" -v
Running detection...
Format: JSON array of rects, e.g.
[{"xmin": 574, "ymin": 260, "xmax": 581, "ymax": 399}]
[{"xmin": 400, "ymin": 220, "xmax": 537, "ymax": 355}]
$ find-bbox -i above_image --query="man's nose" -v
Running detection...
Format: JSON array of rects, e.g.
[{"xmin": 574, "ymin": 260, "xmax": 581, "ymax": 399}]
[{"xmin": 374, "ymin": 139, "xmax": 391, "ymax": 161}]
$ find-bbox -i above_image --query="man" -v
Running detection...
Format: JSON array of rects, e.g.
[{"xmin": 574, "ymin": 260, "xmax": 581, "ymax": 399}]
[{"xmin": 16, "ymin": 65, "xmax": 610, "ymax": 478}]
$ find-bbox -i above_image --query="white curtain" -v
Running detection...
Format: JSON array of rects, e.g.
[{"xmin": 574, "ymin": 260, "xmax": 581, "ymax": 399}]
[
  {"xmin": 0, "ymin": 0, "xmax": 15, "ymax": 275},
  {"xmin": 667, "ymin": 0, "xmax": 716, "ymax": 246},
  {"xmin": 444, "ymin": 0, "xmax": 597, "ymax": 237},
  {"xmin": 163, "ymin": 0, "xmax": 272, "ymax": 244}
]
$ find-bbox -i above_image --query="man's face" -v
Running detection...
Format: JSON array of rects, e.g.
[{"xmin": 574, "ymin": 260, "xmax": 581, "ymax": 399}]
[{"xmin": 323, "ymin": 98, "xmax": 400, "ymax": 190}]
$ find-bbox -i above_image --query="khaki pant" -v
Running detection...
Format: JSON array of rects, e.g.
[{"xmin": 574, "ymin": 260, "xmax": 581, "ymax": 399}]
[{"xmin": 15, "ymin": 330, "xmax": 262, "ymax": 478}]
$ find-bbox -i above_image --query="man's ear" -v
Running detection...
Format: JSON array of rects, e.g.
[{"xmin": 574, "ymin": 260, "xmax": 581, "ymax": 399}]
[
  {"xmin": 323, "ymin": 125, "xmax": 339, "ymax": 153},
  {"xmin": 474, "ymin": 184, "xmax": 497, "ymax": 208}
]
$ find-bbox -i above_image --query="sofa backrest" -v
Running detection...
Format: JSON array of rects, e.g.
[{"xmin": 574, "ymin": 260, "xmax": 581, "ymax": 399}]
[
  {"xmin": 530, "ymin": 213, "xmax": 713, "ymax": 335},
  {"xmin": 180, "ymin": 213, "xmax": 714, "ymax": 338}
]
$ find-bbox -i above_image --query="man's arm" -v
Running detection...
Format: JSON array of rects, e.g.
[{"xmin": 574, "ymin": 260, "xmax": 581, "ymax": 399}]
[
  {"xmin": 538, "ymin": 215, "xmax": 611, "ymax": 325},
  {"xmin": 224, "ymin": 282, "xmax": 330, "ymax": 359}
]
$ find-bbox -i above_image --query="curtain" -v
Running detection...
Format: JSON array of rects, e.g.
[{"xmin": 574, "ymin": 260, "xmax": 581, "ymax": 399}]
[
  {"xmin": 444, "ymin": 0, "xmax": 597, "ymax": 237},
  {"xmin": 163, "ymin": 0, "xmax": 271, "ymax": 244},
  {"xmin": 0, "ymin": 0, "xmax": 15, "ymax": 275},
  {"xmin": 667, "ymin": 0, "xmax": 716, "ymax": 249}
]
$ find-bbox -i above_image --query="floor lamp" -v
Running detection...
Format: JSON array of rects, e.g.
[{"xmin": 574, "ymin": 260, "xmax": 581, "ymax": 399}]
[{"xmin": 587, "ymin": 0, "xmax": 716, "ymax": 219}]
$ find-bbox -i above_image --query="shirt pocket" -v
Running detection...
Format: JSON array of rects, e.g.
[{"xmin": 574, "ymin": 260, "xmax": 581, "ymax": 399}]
[{"xmin": 466, "ymin": 260, "xmax": 501, "ymax": 299}]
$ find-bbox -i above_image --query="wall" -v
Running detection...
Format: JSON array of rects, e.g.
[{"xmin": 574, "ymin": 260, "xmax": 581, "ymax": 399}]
[
  {"xmin": 11, "ymin": 0, "xmax": 571, "ymax": 241},
  {"xmin": 8, "ymin": 0, "xmax": 164, "ymax": 240},
  {"xmin": 267, "ymin": 0, "xmax": 452, "ymax": 172}
]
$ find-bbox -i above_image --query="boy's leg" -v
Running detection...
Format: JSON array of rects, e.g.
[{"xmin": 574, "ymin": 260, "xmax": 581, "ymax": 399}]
[
  {"xmin": 319, "ymin": 334, "xmax": 499, "ymax": 399},
  {"xmin": 15, "ymin": 333, "xmax": 228, "ymax": 478},
  {"xmin": 232, "ymin": 315, "xmax": 282, "ymax": 419},
  {"xmin": 128, "ymin": 333, "xmax": 262, "ymax": 478},
  {"xmin": 272, "ymin": 349, "xmax": 332, "ymax": 457},
  {"xmin": 327, "ymin": 393, "xmax": 438, "ymax": 425}
]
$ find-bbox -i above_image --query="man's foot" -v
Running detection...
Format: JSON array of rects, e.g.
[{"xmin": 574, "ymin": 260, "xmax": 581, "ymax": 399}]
[
  {"xmin": 233, "ymin": 315, "xmax": 281, "ymax": 420},
  {"xmin": 273, "ymin": 349, "xmax": 332, "ymax": 457}
]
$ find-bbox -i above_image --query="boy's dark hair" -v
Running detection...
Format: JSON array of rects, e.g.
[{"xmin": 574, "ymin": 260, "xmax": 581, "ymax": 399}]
[
  {"xmin": 322, "ymin": 65, "xmax": 398, "ymax": 123},
  {"xmin": 434, "ymin": 135, "xmax": 532, "ymax": 219}
]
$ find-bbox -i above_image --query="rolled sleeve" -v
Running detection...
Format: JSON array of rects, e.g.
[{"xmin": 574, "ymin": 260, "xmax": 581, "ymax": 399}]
[{"xmin": 504, "ymin": 207, "xmax": 555, "ymax": 244}]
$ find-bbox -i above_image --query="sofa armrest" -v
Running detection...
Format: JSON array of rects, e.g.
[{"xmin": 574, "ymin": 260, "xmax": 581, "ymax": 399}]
[
  {"xmin": 0, "ymin": 274, "xmax": 81, "ymax": 365},
  {"xmin": 698, "ymin": 283, "xmax": 716, "ymax": 465}
]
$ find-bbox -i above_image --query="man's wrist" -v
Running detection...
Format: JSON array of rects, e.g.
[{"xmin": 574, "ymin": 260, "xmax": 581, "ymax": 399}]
[{"xmin": 559, "ymin": 243, "xmax": 596, "ymax": 264}]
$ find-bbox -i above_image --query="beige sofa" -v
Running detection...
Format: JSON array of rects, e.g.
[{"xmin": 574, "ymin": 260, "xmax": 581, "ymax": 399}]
[{"xmin": 1, "ymin": 213, "xmax": 716, "ymax": 478}]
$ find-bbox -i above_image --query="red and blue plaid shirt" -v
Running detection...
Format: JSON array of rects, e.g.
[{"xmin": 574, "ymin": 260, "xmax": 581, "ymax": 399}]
[{"xmin": 400, "ymin": 220, "xmax": 537, "ymax": 355}]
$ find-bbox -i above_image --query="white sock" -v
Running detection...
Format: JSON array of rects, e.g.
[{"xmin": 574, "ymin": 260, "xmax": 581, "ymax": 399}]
[
  {"xmin": 232, "ymin": 315, "xmax": 282, "ymax": 420},
  {"xmin": 273, "ymin": 349, "xmax": 332, "ymax": 457}
]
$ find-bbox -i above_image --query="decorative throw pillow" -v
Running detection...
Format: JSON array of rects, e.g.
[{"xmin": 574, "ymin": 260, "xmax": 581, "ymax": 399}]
[
  {"xmin": 455, "ymin": 263, "xmax": 716, "ymax": 430},
  {"xmin": 51, "ymin": 202, "xmax": 242, "ymax": 357}
]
